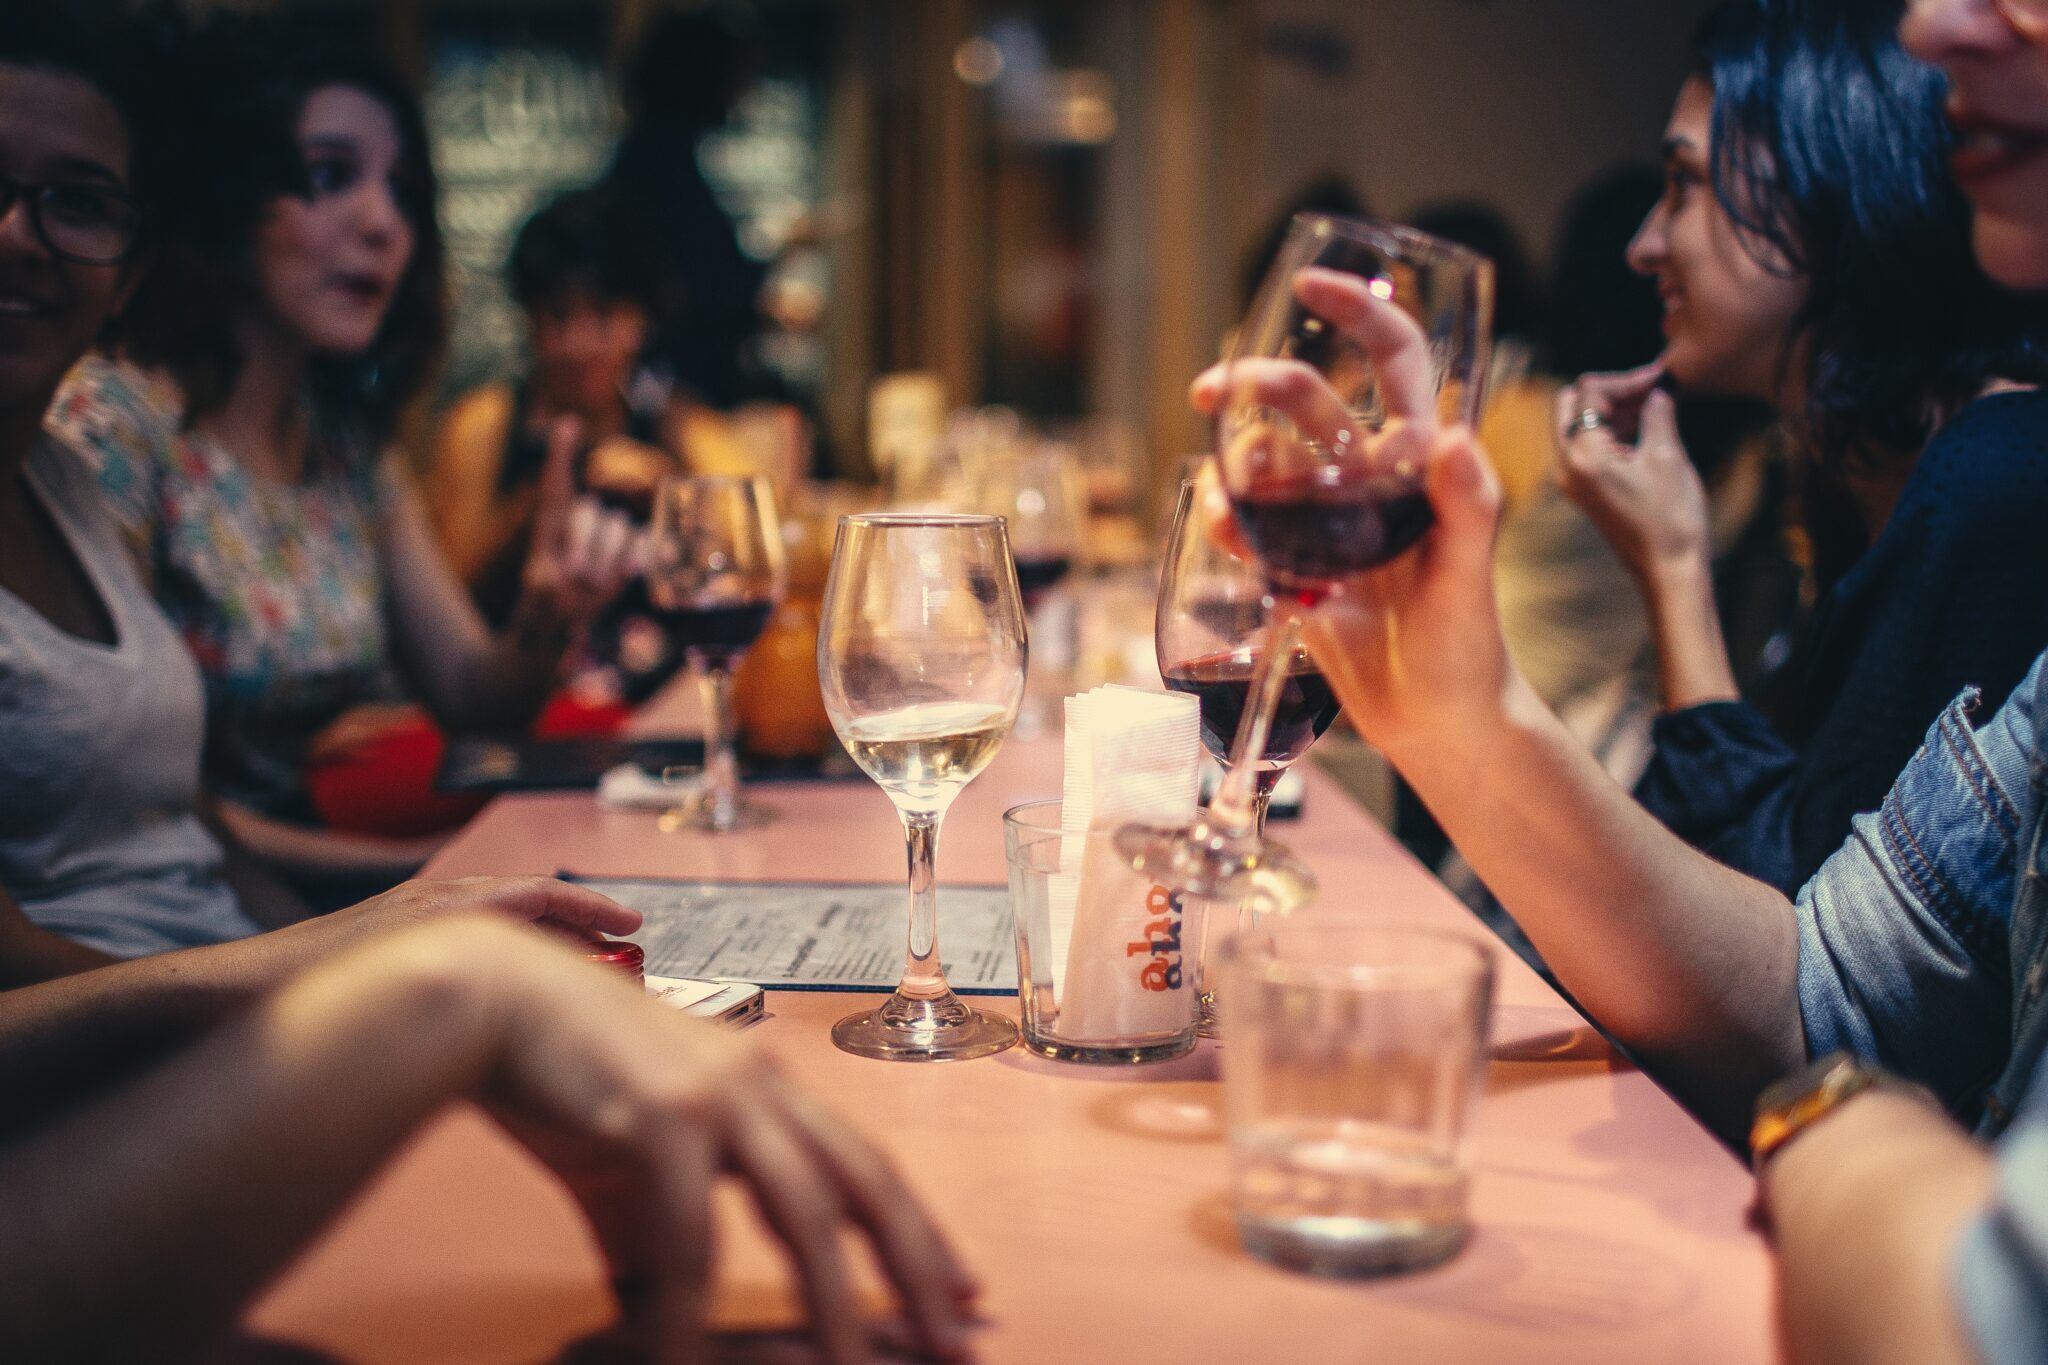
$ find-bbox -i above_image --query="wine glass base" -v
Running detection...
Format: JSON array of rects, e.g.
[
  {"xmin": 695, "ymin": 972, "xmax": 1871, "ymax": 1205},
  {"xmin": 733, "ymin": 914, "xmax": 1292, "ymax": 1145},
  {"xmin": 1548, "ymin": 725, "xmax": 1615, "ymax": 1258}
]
[
  {"xmin": 831, "ymin": 997, "xmax": 1019, "ymax": 1062},
  {"xmin": 657, "ymin": 794, "xmax": 776, "ymax": 834},
  {"xmin": 1114, "ymin": 820, "xmax": 1317, "ymax": 909}
]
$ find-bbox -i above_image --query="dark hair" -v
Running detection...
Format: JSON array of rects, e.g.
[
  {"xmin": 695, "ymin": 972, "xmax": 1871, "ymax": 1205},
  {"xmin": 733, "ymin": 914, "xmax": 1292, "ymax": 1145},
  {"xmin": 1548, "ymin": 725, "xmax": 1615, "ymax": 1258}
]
[
  {"xmin": 0, "ymin": 9, "xmax": 160, "ymax": 211},
  {"xmin": 1693, "ymin": 0, "xmax": 2048, "ymax": 485},
  {"xmin": 1406, "ymin": 200, "xmax": 1539, "ymax": 343},
  {"xmin": 507, "ymin": 189, "xmax": 654, "ymax": 313},
  {"xmin": 115, "ymin": 15, "xmax": 446, "ymax": 458},
  {"xmin": 624, "ymin": 8, "xmax": 760, "ymax": 129}
]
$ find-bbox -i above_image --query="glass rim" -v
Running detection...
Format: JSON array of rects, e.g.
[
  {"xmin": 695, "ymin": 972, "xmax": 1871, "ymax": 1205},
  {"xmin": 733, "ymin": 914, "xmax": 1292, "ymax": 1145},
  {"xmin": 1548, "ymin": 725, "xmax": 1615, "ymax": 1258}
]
[
  {"xmin": 1002, "ymin": 798, "xmax": 1062, "ymax": 829},
  {"xmin": 1219, "ymin": 921, "xmax": 1494, "ymax": 991},
  {"xmin": 1286, "ymin": 211, "xmax": 1492, "ymax": 273},
  {"xmin": 839, "ymin": 512, "xmax": 1007, "ymax": 529},
  {"xmin": 655, "ymin": 472, "xmax": 774, "ymax": 492}
]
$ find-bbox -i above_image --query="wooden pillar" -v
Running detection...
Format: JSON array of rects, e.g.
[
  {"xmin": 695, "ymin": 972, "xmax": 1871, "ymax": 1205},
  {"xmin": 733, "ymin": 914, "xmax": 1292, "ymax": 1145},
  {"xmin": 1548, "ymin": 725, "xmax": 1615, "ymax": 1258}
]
[
  {"xmin": 919, "ymin": 0, "xmax": 984, "ymax": 408},
  {"xmin": 1144, "ymin": 0, "xmax": 1209, "ymax": 486}
]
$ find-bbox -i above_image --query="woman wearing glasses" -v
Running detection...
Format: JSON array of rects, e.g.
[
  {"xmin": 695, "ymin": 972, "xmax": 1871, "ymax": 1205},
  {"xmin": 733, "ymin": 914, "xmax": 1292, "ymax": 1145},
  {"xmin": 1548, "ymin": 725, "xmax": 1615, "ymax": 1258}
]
[{"xmin": 48, "ymin": 17, "xmax": 638, "ymax": 903}]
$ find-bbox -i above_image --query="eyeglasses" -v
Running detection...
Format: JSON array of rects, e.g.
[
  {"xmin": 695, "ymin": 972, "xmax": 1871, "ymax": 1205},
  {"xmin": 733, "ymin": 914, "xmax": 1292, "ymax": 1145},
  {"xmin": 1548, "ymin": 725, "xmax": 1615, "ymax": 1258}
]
[{"xmin": 0, "ymin": 174, "xmax": 142, "ymax": 266}]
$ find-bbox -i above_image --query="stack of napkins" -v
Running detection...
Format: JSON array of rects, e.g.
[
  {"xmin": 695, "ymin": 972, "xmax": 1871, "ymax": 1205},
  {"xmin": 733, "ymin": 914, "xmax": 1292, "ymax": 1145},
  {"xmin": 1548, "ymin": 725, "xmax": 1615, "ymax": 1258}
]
[{"xmin": 1048, "ymin": 685, "xmax": 1202, "ymax": 1042}]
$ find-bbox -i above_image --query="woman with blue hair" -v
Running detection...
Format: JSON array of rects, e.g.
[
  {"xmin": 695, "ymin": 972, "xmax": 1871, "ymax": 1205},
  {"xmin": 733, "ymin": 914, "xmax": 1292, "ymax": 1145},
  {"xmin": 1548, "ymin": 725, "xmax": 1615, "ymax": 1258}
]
[{"xmin": 1553, "ymin": 0, "xmax": 2048, "ymax": 897}]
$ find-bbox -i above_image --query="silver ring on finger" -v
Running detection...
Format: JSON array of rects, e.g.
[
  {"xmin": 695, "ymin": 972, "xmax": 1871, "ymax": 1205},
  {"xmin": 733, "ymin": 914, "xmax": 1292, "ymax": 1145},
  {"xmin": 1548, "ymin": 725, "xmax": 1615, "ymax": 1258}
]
[{"xmin": 1565, "ymin": 407, "xmax": 1607, "ymax": 439}]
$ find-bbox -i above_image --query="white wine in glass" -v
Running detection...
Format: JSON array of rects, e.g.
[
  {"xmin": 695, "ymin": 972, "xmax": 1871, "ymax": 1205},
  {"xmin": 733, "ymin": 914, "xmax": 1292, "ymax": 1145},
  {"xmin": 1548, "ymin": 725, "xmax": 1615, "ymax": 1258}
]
[{"xmin": 817, "ymin": 513, "xmax": 1026, "ymax": 1061}]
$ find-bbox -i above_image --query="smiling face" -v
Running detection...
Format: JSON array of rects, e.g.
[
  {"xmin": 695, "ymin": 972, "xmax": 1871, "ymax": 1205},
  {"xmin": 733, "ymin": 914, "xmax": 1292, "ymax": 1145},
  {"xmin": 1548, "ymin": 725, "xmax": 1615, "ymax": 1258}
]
[
  {"xmin": 1902, "ymin": 0, "xmax": 2048, "ymax": 288},
  {"xmin": 0, "ymin": 62, "xmax": 136, "ymax": 414},
  {"xmin": 250, "ymin": 83, "xmax": 416, "ymax": 358},
  {"xmin": 1626, "ymin": 78, "xmax": 1810, "ymax": 402}
]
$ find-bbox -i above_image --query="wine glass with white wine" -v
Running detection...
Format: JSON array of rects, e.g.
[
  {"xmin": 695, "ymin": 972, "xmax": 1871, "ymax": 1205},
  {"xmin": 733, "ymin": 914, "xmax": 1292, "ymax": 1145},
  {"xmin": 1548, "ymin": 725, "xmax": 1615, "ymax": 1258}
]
[{"xmin": 817, "ymin": 513, "xmax": 1027, "ymax": 1060}]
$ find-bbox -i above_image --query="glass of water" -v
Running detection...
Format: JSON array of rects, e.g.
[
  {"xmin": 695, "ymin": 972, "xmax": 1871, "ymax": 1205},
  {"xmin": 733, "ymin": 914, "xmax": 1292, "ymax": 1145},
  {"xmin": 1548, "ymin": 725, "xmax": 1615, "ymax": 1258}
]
[
  {"xmin": 1217, "ymin": 920, "xmax": 1494, "ymax": 1275},
  {"xmin": 817, "ymin": 513, "xmax": 1027, "ymax": 1061}
]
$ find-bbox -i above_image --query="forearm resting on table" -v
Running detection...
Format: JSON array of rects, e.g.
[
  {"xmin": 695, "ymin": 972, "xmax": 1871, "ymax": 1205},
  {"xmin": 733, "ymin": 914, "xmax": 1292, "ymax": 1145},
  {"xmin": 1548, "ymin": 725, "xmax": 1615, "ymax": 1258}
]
[
  {"xmin": 1639, "ymin": 551, "xmax": 1739, "ymax": 710},
  {"xmin": 0, "ymin": 924, "xmax": 509, "ymax": 1362},
  {"xmin": 1382, "ymin": 674, "xmax": 1804, "ymax": 1134},
  {"xmin": 217, "ymin": 800, "xmax": 446, "ymax": 885},
  {"xmin": 1765, "ymin": 1090, "xmax": 1990, "ymax": 1365},
  {"xmin": 0, "ymin": 911, "xmax": 372, "ymax": 1130}
]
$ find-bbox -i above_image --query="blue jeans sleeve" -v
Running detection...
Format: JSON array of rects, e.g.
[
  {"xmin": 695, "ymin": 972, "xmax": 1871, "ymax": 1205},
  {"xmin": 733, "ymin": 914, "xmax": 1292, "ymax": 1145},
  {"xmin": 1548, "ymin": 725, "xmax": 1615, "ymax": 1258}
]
[{"xmin": 1793, "ymin": 654, "xmax": 2041, "ymax": 1105}]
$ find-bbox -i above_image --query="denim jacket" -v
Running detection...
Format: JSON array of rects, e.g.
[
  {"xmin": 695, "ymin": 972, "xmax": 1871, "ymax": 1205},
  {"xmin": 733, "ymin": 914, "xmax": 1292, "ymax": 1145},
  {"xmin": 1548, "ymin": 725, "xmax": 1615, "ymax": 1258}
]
[{"xmin": 1792, "ymin": 647, "xmax": 2048, "ymax": 1359}]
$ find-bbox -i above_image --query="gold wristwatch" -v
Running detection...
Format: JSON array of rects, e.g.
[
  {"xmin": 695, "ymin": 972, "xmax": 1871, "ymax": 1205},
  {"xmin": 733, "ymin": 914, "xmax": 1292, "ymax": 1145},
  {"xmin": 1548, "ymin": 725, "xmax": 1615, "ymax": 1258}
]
[{"xmin": 1749, "ymin": 1051, "xmax": 1888, "ymax": 1170}]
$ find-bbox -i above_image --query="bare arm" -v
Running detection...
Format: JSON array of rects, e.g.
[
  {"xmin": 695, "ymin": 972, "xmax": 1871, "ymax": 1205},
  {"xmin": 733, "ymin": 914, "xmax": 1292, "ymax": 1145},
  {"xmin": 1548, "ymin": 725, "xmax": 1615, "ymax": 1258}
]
[
  {"xmin": 1314, "ymin": 526, "xmax": 1803, "ymax": 1134},
  {"xmin": 384, "ymin": 430, "xmax": 638, "ymax": 732},
  {"xmin": 213, "ymin": 797, "xmax": 447, "ymax": 888},
  {"xmin": 1763, "ymin": 1089, "xmax": 1990, "ymax": 1365},
  {"xmin": 0, "ymin": 886, "xmax": 115, "ymax": 989},
  {"xmin": 0, "ymin": 916, "xmax": 977, "ymax": 1365},
  {"xmin": 1193, "ymin": 278, "xmax": 1805, "ymax": 1135},
  {"xmin": 0, "ymin": 877, "xmax": 641, "ymax": 1133}
]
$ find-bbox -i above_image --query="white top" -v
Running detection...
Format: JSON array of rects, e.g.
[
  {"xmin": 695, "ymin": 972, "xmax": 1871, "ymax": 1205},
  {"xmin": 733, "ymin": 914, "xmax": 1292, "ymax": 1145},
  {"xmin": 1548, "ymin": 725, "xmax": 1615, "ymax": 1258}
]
[{"xmin": 0, "ymin": 436, "xmax": 257, "ymax": 956}]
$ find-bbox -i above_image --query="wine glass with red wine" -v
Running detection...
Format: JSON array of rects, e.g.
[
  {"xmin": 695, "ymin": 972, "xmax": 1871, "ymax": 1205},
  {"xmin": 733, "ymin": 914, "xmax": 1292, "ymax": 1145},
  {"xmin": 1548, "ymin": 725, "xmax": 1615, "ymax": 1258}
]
[
  {"xmin": 1120, "ymin": 214, "xmax": 1492, "ymax": 904},
  {"xmin": 1158, "ymin": 468, "xmax": 1341, "ymax": 827},
  {"xmin": 646, "ymin": 475, "xmax": 787, "ymax": 831}
]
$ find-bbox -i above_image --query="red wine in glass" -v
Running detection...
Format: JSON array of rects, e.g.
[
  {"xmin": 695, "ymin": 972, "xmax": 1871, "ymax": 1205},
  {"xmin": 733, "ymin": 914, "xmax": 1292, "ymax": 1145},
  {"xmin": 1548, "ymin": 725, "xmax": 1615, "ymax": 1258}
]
[
  {"xmin": 1162, "ymin": 648, "xmax": 1342, "ymax": 767},
  {"xmin": 654, "ymin": 598, "xmax": 775, "ymax": 669},
  {"xmin": 1231, "ymin": 479, "xmax": 1433, "ymax": 598},
  {"xmin": 1013, "ymin": 554, "xmax": 1072, "ymax": 610}
]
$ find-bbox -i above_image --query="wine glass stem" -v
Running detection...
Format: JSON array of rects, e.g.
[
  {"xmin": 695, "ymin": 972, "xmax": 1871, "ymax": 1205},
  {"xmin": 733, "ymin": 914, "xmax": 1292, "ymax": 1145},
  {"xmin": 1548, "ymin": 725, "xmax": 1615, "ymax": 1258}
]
[
  {"xmin": 1251, "ymin": 768, "xmax": 1281, "ymax": 837},
  {"xmin": 695, "ymin": 654, "xmax": 741, "ymax": 823},
  {"xmin": 896, "ymin": 809, "xmax": 948, "ymax": 1001},
  {"xmin": 1207, "ymin": 611, "xmax": 1303, "ymax": 837}
]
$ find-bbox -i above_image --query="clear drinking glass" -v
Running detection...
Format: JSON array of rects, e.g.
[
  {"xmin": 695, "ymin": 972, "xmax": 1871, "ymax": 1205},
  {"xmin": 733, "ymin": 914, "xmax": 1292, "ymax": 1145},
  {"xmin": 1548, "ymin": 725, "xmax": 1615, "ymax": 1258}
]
[
  {"xmin": 1120, "ymin": 214, "xmax": 1493, "ymax": 906},
  {"xmin": 817, "ymin": 513, "xmax": 1027, "ymax": 1060},
  {"xmin": 645, "ymin": 476, "xmax": 786, "ymax": 832},
  {"xmin": 1003, "ymin": 800, "xmax": 1200, "ymax": 1064},
  {"xmin": 1218, "ymin": 921, "xmax": 1495, "ymax": 1276}
]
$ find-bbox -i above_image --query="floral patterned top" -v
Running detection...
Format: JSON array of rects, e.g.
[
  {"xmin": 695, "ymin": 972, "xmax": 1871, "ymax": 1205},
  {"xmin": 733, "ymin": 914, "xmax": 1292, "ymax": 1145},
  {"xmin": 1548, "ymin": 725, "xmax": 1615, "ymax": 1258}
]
[{"xmin": 49, "ymin": 354, "xmax": 397, "ymax": 819}]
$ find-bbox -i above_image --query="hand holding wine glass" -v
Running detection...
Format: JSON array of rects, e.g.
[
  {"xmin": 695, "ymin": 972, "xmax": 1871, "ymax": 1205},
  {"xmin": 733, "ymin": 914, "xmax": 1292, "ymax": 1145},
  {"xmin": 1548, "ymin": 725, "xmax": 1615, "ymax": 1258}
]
[
  {"xmin": 1122, "ymin": 214, "xmax": 1493, "ymax": 906},
  {"xmin": 817, "ymin": 514, "xmax": 1026, "ymax": 1061},
  {"xmin": 645, "ymin": 477, "xmax": 786, "ymax": 832}
]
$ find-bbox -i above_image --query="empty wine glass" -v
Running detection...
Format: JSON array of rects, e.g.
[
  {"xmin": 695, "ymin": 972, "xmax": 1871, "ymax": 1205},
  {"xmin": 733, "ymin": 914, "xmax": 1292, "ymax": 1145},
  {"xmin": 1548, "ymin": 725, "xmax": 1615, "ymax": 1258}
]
[
  {"xmin": 1120, "ymin": 214, "xmax": 1493, "ymax": 904},
  {"xmin": 645, "ymin": 476, "xmax": 786, "ymax": 832},
  {"xmin": 817, "ymin": 513, "xmax": 1027, "ymax": 1060}
]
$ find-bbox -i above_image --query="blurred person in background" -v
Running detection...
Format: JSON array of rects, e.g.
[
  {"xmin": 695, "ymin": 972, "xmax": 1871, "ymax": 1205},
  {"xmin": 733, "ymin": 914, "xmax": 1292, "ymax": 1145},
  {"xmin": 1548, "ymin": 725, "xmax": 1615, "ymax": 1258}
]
[
  {"xmin": 428, "ymin": 187, "xmax": 678, "ymax": 631},
  {"xmin": 1552, "ymin": 0, "xmax": 2048, "ymax": 897},
  {"xmin": 428, "ymin": 188, "xmax": 688, "ymax": 708},
  {"xmin": 603, "ymin": 6, "xmax": 778, "ymax": 413},
  {"xmin": 48, "ymin": 17, "xmax": 638, "ymax": 904}
]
